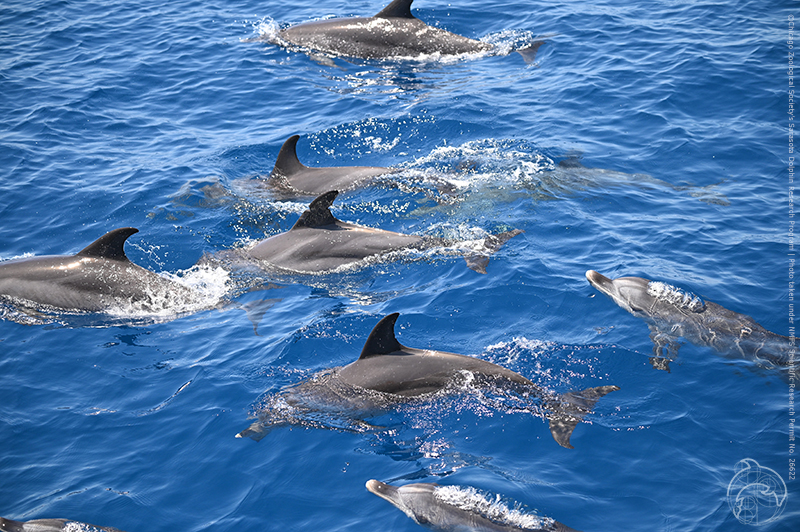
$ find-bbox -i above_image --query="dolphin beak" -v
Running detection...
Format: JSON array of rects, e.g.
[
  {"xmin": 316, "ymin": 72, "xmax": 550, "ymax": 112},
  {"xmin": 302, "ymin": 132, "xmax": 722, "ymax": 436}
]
[
  {"xmin": 366, "ymin": 479, "xmax": 399, "ymax": 503},
  {"xmin": 585, "ymin": 270, "xmax": 613, "ymax": 292}
]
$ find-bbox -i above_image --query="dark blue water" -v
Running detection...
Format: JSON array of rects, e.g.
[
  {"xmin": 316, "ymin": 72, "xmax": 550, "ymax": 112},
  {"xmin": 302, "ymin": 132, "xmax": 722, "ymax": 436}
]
[{"xmin": 0, "ymin": 0, "xmax": 796, "ymax": 530}]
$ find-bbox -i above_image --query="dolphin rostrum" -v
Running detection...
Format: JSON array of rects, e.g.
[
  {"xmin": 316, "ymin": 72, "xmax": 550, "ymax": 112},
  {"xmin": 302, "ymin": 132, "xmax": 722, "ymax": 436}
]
[
  {"xmin": 275, "ymin": 0, "xmax": 544, "ymax": 63},
  {"xmin": 238, "ymin": 313, "xmax": 619, "ymax": 449},
  {"xmin": 242, "ymin": 190, "xmax": 522, "ymax": 274},
  {"xmin": 0, "ymin": 516, "xmax": 125, "ymax": 532},
  {"xmin": 586, "ymin": 270, "xmax": 797, "ymax": 373},
  {"xmin": 0, "ymin": 227, "xmax": 200, "ymax": 314},
  {"xmin": 264, "ymin": 135, "xmax": 395, "ymax": 197},
  {"xmin": 366, "ymin": 480, "xmax": 581, "ymax": 532}
]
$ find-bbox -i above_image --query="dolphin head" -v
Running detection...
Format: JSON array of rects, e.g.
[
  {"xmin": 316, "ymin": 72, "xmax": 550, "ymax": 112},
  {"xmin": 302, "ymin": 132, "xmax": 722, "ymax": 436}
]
[
  {"xmin": 586, "ymin": 270, "xmax": 655, "ymax": 315},
  {"xmin": 586, "ymin": 270, "xmax": 706, "ymax": 320},
  {"xmin": 366, "ymin": 480, "xmax": 439, "ymax": 526}
]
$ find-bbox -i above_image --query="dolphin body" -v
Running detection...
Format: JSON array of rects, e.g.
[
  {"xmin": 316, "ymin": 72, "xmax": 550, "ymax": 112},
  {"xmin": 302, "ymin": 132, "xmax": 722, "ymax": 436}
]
[
  {"xmin": 586, "ymin": 270, "xmax": 797, "ymax": 372},
  {"xmin": 0, "ymin": 228, "xmax": 198, "ymax": 314},
  {"xmin": 0, "ymin": 517, "xmax": 125, "ymax": 532},
  {"xmin": 238, "ymin": 313, "xmax": 619, "ymax": 449},
  {"xmin": 366, "ymin": 480, "xmax": 581, "ymax": 532},
  {"xmin": 242, "ymin": 190, "xmax": 522, "ymax": 274},
  {"xmin": 276, "ymin": 0, "xmax": 543, "ymax": 63},
  {"xmin": 264, "ymin": 135, "xmax": 395, "ymax": 197}
]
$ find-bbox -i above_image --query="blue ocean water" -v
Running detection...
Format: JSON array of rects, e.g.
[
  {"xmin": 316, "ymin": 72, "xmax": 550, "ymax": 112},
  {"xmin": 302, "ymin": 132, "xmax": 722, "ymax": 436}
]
[{"xmin": 0, "ymin": 0, "xmax": 796, "ymax": 530}]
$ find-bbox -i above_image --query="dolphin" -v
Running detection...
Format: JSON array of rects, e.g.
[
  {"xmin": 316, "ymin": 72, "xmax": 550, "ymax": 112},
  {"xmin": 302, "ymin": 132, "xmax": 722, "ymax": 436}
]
[
  {"xmin": 586, "ymin": 270, "xmax": 797, "ymax": 373},
  {"xmin": 263, "ymin": 135, "xmax": 395, "ymax": 197},
  {"xmin": 0, "ymin": 227, "xmax": 199, "ymax": 314},
  {"xmin": 366, "ymin": 480, "xmax": 581, "ymax": 532},
  {"xmin": 241, "ymin": 190, "xmax": 522, "ymax": 274},
  {"xmin": 0, "ymin": 517, "xmax": 125, "ymax": 532},
  {"xmin": 275, "ymin": 0, "xmax": 544, "ymax": 63},
  {"xmin": 238, "ymin": 312, "xmax": 619, "ymax": 449}
]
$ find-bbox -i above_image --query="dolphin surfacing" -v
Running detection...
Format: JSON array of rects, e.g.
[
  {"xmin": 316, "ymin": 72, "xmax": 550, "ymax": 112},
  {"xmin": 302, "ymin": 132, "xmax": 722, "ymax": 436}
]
[
  {"xmin": 0, "ymin": 516, "xmax": 125, "ymax": 532},
  {"xmin": 586, "ymin": 270, "xmax": 797, "ymax": 373},
  {"xmin": 366, "ymin": 480, "xmax": 581, "ymax": 532},
  {"xmin": 0, "ymin": 227, "xmax": 199, "ymax": 314},
  {"xmin": 264, "ymin": 135, "xmax": 395, "ymax": 197},
  {"xmin": 242, "ymin": 190, "xmax": 522, "ymax": 274},
  {"xmin": 275, "ymin": 0, "xmax": 543, "ymax": 63},
  {"xmin": 238, "ymin": 313, "xmax": 619, "ymax": 449}
]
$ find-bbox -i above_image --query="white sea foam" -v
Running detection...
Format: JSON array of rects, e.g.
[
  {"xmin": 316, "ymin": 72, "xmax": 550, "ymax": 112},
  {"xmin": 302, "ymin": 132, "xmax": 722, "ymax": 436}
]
[{"xmin": 433, "ymin": 485, "xmax": 556, "ymax": 530}]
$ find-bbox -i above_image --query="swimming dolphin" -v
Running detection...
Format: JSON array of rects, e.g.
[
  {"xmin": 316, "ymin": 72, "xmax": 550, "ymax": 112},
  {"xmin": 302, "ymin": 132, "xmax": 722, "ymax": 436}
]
[
  {"xmin": 0, "ymin": 516, "xmax": 125, "ymax": 532},
  {"xmin": 275, "ymin": 0, "xmax": 544, "ymax": 63},
  {"xmin": 586, "ymin": 270, "xmax": 797, "ymax": 373},
  {"xmin": 264, "ymin": 135, "xmax": 395, "ymax": 197},
  {"xmin": 0, "ymin": 227, "xmax": 199, "ymax": 314},
  {"xmin": 238, "ymin": 312, "xmax": 619, "ymax": 449},
  {"xmin": 366, "ymin": 480, "xmax": 581, "ymax": 532},
  {"xmin": 242, "ymin": 190, "xmax": 522, "ymax": 274}
]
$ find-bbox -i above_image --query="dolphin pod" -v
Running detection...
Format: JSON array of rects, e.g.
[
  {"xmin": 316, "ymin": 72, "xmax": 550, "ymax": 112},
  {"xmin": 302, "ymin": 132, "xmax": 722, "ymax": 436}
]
[
  {"xmin": 586, "ymin": 270, "xmax": 796, "ymax": 373},
  {"xmin": 275, "ymin": 0, "xmax": 544, "ymax": 63},
  {"xmin": 239, "ymin": 190, "xmax": 522, "ymax": 274},
  {"xmin": 238, "ymin": 312, "xmax": 619, "ymax": 449},
  {"xmin": 264, "ymin": 134, "xmax": 395, "ymax": 197},
  {"xmin": 0, "ymin": 228, "xmax": 199, "ymax": 314},
  {"xmin": 0, "ymin": 517, "xmax": 125, "ymax": 532},
  {"xmin": 366, "ymin": 480, "xmax": 581, "ymax": 532}
]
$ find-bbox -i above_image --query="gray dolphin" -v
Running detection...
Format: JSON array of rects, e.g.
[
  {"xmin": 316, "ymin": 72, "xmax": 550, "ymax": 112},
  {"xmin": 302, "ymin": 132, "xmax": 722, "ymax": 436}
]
[
  {"xmin": 275, "ymin": 0, "xmax": 544, "ymax": 63},
  {"xmin": 0, "ymin": 517, "xmax": 125, "ymax": 532},
  {"xmin": 586, "ymin": 270, "xmax": 797, "ymax": 372},
  {"xmin": 366, "ymin": 480, "xmax": 581, "ymax": 532},
  {"xmin": 238, "ymin": 313, "xmax": 619, "ymax": 449},
  {"xmin": 0, "ymin": 227, "xmax": 198, "ymax": 313},
  {"xmin": 243, "ymin": 190, "xmax": 522, "ymax": 274},
  {"xmin": 264, "ymin": 135, "xmax": 395, "ymax": 197}
]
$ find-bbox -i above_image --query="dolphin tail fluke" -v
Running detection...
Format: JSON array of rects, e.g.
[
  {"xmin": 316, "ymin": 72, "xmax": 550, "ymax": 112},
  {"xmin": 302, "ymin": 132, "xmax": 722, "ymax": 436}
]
[
  {"xmin": 464, "ymin": 229, "xmax": 523, "ymax": 274},
  {"xmin": 546, "ymin": 384, "xmax": 619, "ymax": 449},
  {"xmin": 516, "ymin": 40, "xmax": 545, "ymax": 64}
]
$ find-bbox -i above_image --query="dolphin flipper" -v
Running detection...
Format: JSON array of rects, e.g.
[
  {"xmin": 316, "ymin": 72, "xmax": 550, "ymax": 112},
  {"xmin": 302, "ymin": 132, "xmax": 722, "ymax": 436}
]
[
  {"xmin": 547, "ymin": 385, "xmax": 619, "ymax": 449},
  {"xmin": 75, "ymin": 227, "xmax": 139, "ymax": 262},
  {"xmin": 463, "ymin": 229, "xmax": 523, "ymax": 274}
]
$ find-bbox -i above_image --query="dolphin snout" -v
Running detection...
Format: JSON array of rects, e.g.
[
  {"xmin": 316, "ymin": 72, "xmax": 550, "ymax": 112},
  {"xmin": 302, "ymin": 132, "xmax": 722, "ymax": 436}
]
[{"xmin": 586, "ymin": 270, "xmax": 612, "ymax": 288}]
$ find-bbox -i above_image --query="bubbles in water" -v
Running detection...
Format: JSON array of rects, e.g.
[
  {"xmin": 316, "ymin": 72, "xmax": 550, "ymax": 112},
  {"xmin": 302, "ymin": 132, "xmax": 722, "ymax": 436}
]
[
  {"xmin": 647, "ymin": 281, "xmax": 705, "ymax": 312},
  {"xmin": 433, "ymin": 485, "xmax": 557, "ymax": 530}
]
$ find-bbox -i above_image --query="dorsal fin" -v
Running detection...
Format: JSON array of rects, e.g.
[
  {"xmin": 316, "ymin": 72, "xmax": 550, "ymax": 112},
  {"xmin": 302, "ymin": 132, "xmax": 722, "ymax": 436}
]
[
  {"xmin": 75, "ymin": 227, "xmax": 138, "ymax": 261},
  {"xmin": 271, "ymin": 135, "xmax": 307, "ymax": 178},
  {"xmin": 291, "ymin": 190, "xmax": 340, "ymax": 229},
  {"xmin": 375, "ymin": 0, "xmax": 415, "ymax": 19},
  {"xmin": 359, "ymin": 313, "xmax": 404, "ymax": 359}
]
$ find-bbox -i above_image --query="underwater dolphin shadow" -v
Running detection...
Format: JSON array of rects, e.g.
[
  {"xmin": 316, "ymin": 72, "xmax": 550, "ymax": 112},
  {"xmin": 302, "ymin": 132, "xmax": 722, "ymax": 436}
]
[{"xmin": 586, "ymin": 270, "xmax": 796, "ymax": 376}]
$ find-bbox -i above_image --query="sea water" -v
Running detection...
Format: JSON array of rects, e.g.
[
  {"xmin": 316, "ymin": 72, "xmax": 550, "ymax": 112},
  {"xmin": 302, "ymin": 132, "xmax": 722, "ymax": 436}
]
[{"xmin": 0, "ymin": 0, "xmax": 796, "ymax": 530}]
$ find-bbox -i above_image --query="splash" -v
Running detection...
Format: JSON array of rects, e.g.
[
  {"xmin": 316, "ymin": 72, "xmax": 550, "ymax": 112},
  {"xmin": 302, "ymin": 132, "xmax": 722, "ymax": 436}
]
[
  {"xmin": 647, "ymin": 281, "xmax": 705, "ymax": 312},
  {"xmin": 433, "ymin": 485, "xmax": 557, "ymax": 530}
]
